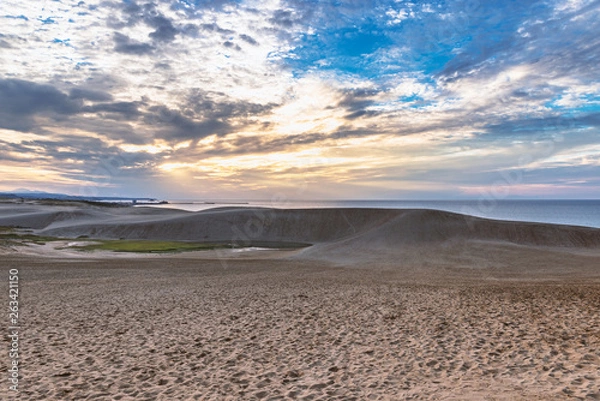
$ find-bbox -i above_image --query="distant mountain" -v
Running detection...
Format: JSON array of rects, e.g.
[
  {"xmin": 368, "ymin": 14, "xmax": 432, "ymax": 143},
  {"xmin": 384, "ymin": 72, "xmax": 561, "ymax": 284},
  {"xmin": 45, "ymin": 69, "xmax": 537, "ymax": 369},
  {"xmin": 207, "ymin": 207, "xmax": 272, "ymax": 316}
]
[
  {"xmin": 0, "ymin": 190, "xmax": 162, "ymax": 203},
  {"xmin": 12, "ymin": 188, "xmax": 48, "ymax": 193}
]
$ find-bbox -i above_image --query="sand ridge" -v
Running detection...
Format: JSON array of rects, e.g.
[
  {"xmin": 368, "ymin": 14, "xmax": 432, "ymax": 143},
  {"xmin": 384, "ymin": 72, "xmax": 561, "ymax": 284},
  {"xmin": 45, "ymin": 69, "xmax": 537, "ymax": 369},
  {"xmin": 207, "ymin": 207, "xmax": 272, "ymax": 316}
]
[
  {"xmin": 2, "ymin": 204, "xmax": 599, "ymax": 276},
  {"xmin": 1, "ymin": 203, "xmax": 600, "ymax": 400},
  {"xmin": 2, "ymin": 203, "xmax": 600, "ymax": 252}
]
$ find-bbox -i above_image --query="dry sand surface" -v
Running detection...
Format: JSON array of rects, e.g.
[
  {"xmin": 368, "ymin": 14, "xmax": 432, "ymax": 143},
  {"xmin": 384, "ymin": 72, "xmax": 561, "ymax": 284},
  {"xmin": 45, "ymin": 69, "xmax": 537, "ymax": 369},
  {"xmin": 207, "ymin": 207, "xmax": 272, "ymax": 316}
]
[{"xmin": 1, "ymin": 202, "xmax": 600, "ymax": 400}]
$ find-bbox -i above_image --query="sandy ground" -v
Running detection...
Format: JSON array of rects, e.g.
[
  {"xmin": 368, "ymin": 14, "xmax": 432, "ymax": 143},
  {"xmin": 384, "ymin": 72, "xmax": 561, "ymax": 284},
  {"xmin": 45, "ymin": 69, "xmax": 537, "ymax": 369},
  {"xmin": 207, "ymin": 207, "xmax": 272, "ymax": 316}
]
[
  {"xmin": 1, "ymin": 256, "xmax": 599, "ymax": 401},
  {"xmin": 1, "ymin": 203, "xmax": 599, "ymax": 400}
]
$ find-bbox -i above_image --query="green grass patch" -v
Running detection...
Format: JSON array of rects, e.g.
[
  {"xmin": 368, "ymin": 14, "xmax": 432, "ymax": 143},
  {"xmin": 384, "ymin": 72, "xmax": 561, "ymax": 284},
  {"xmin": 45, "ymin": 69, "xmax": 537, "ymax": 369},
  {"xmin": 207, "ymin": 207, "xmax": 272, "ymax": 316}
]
[
  {"xmin": 74, "ymin": 239, "xmax": 311, "ymax": 253},
  {"xmin": 74, "ymin": 240, "xmax": 227, "ymax": 253},
  {"xmin": 0, "ymin": 230, "xmax": 63, "ymax": 245},
  {"xmin": 0, "ymin": 230, "xmax": 312, "ymax": 253}
]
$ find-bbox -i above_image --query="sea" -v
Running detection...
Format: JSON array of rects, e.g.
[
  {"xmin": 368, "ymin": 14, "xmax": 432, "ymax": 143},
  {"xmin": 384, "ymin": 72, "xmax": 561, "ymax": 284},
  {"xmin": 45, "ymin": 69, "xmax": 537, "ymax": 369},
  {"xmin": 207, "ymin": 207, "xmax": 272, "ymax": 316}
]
[{"xmin": 141, "ymin": 199, "xmax": 600, "ymax": 229}]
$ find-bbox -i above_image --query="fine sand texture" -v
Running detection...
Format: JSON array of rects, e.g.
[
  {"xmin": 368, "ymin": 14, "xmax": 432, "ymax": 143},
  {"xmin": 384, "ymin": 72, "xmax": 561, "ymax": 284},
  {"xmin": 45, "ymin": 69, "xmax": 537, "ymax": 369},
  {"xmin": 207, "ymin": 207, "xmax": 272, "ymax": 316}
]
[{"xmin": 1, "ymin": 202, "xmax": 600, "ymax": 400}]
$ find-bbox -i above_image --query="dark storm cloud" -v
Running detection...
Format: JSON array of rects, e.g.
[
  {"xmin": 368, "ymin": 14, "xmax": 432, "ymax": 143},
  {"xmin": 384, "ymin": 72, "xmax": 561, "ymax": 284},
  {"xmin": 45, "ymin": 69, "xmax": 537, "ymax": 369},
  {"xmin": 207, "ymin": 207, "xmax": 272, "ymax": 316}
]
[{"xmin": 113, "ymin": 32, "xmax": 155, "ymax": 55}]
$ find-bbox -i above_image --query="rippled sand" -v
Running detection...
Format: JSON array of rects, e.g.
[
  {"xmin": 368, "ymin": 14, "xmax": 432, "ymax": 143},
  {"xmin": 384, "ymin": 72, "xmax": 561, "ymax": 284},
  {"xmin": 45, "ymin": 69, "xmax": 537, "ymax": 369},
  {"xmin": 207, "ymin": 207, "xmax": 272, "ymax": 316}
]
[{"xmin": 2, "ymin": 256, "xmax": 599, "ymax": 401}]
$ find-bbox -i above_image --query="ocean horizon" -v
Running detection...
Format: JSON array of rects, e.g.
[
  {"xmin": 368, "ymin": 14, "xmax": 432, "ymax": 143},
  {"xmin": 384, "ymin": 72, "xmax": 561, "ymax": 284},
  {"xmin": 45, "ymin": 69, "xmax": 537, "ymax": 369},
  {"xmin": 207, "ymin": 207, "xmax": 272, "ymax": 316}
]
[{"xmin": 141, "ymin": 199, "xmax": 600, "ymax": 229}]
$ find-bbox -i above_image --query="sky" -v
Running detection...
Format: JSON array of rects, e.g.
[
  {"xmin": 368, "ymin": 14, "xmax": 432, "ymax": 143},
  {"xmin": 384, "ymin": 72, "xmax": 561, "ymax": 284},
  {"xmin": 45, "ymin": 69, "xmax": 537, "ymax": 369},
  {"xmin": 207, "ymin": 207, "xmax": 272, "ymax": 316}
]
[{"xmin": 0, "ymin": 0, "xmax": 599, "ymax": 200}]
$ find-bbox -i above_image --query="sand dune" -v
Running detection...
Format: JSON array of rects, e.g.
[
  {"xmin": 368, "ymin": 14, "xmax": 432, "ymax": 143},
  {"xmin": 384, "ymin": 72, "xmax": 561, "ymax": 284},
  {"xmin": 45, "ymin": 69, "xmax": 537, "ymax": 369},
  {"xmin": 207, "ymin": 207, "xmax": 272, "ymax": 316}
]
[
  {"xmin": 293, "ymin": 209, "xmax": 600, "ymax": 269},
  {"xmin": 2, "ymin": 202, "xmax": 600, "ymax": 400},
  {"xmin": 2, "ymin": 203, "xmax": 599, "ymax": 277},
  {"xmin": 2, "ymin": 204, "xmax": 600, "ymax": 272},
  {"xmin": 0, "ymin": 202, "xmax": 188, "ymax": 230},
  {"xmin": 5, "ymin": 205, "xmax": 596, "ymax": 248}
]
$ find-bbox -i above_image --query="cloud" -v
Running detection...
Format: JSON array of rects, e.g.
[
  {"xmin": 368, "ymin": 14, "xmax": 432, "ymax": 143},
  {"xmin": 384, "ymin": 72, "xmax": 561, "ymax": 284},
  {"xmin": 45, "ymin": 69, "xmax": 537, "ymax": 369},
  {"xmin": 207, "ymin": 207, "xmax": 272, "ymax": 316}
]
[
  {"xmin": 200, "ymin": 22, "xmax": 234, "ymax": 35},
  {"xmin": 336, "ymin": 88, "xmax": 380, "ymax": 117},
  {"xmin": 482, "ymin": 112, "xmax": 600, "ymax": 140},
  {"xmin": 223, "ymin": 41, "xmax": 241, "ymax": 51},
  {"xmin": 0, "ymin": 132, "xmax": 164, "ymax": 197},
  {"xmin": 1, "ymin": 0, "xmax": 600, "ymax": 198},
  {"xmin": 145, "ymin": 106, "xmax": 231, "ymax": 141},
  {"xmin": 148, "ymin": 15, "xmax": 179, "ymax": 42},
  {"xmin": 113, "ymin": 32, "xmax": 155, "ymax": 55},
  {"xmin": 69, "ymin": 88, "xmax": 113, "ymax": 102},
  {"xmin": 186, "ymin": 89, "xmax": 277, "ymax": 120},
  {"xmin": 239, "ymin": 33, "xmax": 258, "ymax": 46},
  {"xmin": 437, "ymin": 0, "xmax": 600, "ymax": 86},
  {"xmin": 0, "ymin": 79, "xmax": 81, "ymax": 131},
  {"xmin": 0, "ymin": 78, "xmax": 143, "ymax": 135},
  {"xmin": 269, "ymin": 9, "xmax": 299, "ymax": 27},
  {"xmin": 81, "ymin": 101, "xmax": 143, "ymax": 120},
  {"xmin": 145, "ymin": 89, "xmax": 278, "ymax": 141}
]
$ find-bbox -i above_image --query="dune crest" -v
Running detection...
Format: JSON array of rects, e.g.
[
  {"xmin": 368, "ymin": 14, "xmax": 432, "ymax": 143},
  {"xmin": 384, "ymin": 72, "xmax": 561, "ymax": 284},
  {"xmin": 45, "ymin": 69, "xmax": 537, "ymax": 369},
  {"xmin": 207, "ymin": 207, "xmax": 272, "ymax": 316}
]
[
  {"xmin": 2, "ymin": 204, "xmax": 600, "ymax": 247},
  {"xmin": 27, "ymin": 206, "xmax": 600, "ymax": 247},
  {"xmin": 2, "ymin": 204, "xmax": 600, "ymax": 273}
]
